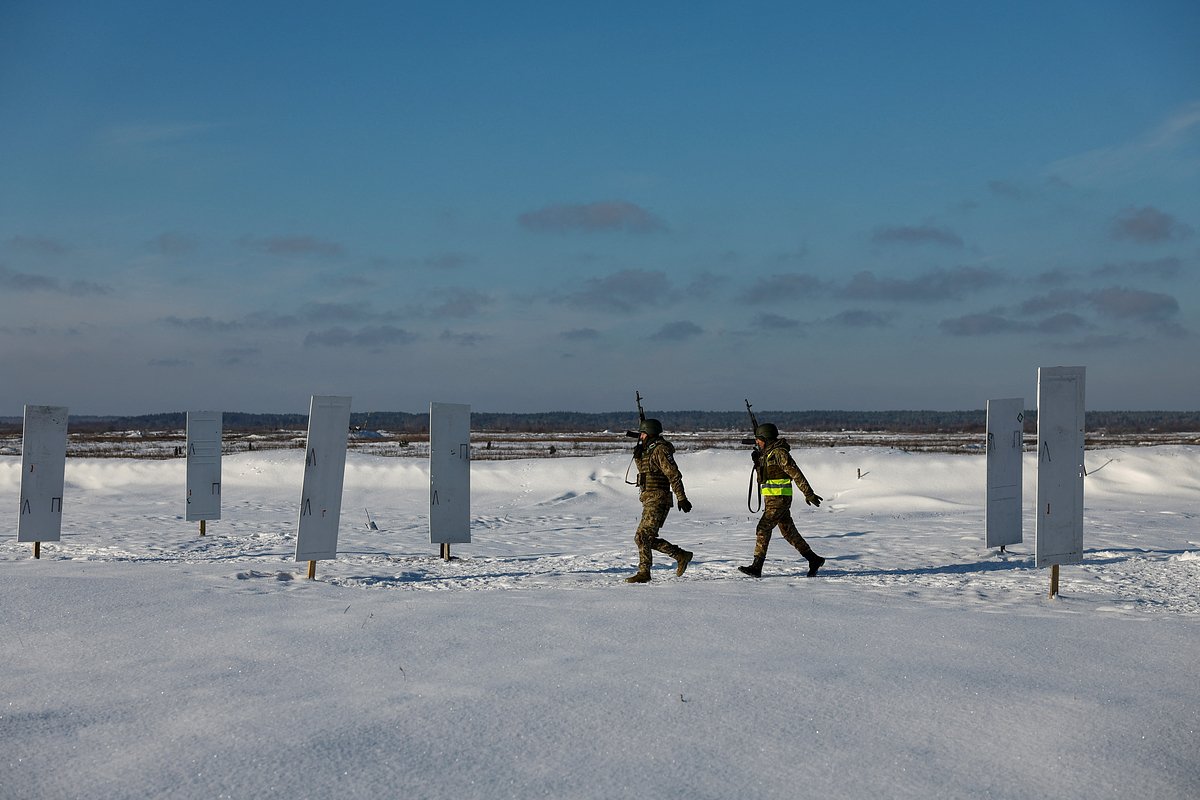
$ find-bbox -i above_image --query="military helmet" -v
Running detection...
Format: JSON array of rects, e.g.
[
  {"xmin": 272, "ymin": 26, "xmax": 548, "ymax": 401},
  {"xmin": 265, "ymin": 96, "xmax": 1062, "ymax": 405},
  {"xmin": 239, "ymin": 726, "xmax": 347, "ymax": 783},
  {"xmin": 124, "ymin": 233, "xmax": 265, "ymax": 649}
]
[
  {"xmin": 754, "ymin": 422, "xmax": 779, "ymax": 441},
  {"xmin": 639, "ymin": 418, "xmax": 663, "ymax": 436}
]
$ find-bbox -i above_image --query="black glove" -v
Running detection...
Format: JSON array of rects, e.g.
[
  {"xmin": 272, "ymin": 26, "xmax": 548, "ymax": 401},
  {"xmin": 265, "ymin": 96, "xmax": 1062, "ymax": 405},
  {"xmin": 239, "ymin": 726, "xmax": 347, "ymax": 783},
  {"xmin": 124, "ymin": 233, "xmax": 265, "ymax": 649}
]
[
  {"xmin": 633, "ymin": 444, "xmax": 644, "ymax": 458},
  {"xmin": 678, "ymin": 499, "xmax": 692, "ymax": 513},
  {"xmin": 805, "ymin": 493, "xmax": 823, "ymax": 507},
  {"xmin": 750, "ymin": 449, "xmax": 761, "ymax": 465}
]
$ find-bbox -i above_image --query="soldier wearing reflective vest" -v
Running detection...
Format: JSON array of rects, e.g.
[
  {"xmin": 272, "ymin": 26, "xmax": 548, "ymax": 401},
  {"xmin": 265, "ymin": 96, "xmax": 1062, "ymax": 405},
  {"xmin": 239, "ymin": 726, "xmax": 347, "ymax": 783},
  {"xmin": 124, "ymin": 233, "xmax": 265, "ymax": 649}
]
[
  {"xmin": 626, "ymin": 418, "xmax": 694, "ymax": 583},
  {"xmin": 740, "ymin": 422, "xmax": 826, "ymax": 578}
]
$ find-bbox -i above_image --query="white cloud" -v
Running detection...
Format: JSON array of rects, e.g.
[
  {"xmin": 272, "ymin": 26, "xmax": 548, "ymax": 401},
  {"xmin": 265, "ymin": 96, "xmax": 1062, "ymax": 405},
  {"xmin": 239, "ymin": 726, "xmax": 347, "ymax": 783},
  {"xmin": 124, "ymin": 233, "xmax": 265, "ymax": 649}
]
[{"xmin": 1047, "ymin": 100, "xmax": 1200, "ymax": 185}]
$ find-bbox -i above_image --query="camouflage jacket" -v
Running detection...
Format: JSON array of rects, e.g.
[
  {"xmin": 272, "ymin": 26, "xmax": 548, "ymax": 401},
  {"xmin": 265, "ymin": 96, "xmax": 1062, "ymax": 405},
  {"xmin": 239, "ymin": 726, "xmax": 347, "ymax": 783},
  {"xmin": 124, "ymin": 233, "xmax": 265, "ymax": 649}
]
[
  {"xmin": 759, "ymin": 439, "xmax": 815, "ymax": 499},
  {"xmin": 635, "ymin": 437, "xmax": 688, "ymax": 506}
]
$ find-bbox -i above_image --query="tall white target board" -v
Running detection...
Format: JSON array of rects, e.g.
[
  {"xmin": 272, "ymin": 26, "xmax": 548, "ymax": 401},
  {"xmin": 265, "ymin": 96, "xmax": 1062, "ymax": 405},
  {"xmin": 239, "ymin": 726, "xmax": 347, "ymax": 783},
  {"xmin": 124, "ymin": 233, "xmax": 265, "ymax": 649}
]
[
  {"xmin": 429, "ymin": 402, "xmax": 471, "ymax": 544},
  {"xmin": 18, "ymin": 405, "xmax": 69, "ymax": 543},
  {"xmin": 1035, "ymin": 367, "xmax": 1085, "ymax": 568},
  {"xmin": 985, "ymin": 398, "xmax": 1024, "ymax": 549},
  {"xmin": 185, "ymin": 411, "xmax": 223, "ymax": 522},
  {"xmin": 295, "ymin": 395, "xmax": 352, "ymax": 562}
]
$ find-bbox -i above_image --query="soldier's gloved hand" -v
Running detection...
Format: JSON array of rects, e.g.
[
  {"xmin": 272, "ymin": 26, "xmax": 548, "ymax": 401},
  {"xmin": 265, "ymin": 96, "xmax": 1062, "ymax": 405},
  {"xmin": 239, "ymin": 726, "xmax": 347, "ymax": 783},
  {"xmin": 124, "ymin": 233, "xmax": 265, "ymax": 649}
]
[
  {"xmin": 751, "ymin": 449, "xmax": 761, "ymax": 465},
  {"xmin": 678, "ymin": 499, "xmax": 692, "ymax": 513},
  {"xmin": 633, "ymin": 444, "xmax": 644, "ymax": 458},
  {"xmin": 805, "ymin": 493, "xmax": 823, "ymax": 507}
]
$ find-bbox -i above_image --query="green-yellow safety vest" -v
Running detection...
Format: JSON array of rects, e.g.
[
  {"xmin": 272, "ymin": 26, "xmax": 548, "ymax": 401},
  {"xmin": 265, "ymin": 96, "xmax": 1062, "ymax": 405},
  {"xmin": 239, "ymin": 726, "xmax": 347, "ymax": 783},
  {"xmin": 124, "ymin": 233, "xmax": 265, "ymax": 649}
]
[{"xmin": 761, "ymin": 478, "xmax": 792, "ymax": 496}]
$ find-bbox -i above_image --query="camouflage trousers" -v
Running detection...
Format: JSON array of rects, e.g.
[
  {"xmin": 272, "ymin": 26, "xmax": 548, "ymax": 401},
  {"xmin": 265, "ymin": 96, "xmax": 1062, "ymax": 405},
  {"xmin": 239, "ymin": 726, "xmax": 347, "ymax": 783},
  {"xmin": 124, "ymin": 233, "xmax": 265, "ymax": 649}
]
[
  {"xmin": 753, "ymin": 498, "xmax": 814, "ymax": 560},
  {"xmin": 634, "ymin": 503, "xmax": 687, "ymax": 569}
]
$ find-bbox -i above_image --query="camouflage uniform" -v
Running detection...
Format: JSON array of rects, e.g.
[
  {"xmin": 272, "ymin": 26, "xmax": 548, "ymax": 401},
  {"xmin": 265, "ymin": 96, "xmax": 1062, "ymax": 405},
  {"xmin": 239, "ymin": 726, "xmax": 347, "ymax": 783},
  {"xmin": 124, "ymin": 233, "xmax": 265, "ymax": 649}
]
[
  {"xmin": 628, "ymin": 435, "xmax": 692, "ymax": 581},
  {"xmin": 745, "ymin": 437, "xmax": 825, "ymax": 576}
]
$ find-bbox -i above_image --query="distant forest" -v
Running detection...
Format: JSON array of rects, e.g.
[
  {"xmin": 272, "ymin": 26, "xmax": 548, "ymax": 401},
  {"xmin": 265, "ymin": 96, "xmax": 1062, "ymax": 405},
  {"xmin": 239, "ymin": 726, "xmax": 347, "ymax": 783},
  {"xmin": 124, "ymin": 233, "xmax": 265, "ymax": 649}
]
[{"xmin": 2, "ymin": 409, "xmax": 1198, "ymax": 435}]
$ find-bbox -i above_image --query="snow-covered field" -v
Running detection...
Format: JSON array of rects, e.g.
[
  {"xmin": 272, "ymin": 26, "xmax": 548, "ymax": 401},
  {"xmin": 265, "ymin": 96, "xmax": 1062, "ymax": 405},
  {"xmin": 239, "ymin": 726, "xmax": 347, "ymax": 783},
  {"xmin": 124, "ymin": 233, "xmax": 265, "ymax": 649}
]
[{"xmin": 3, "ymin": 445, "xmax": 1198, "ymax": 799}]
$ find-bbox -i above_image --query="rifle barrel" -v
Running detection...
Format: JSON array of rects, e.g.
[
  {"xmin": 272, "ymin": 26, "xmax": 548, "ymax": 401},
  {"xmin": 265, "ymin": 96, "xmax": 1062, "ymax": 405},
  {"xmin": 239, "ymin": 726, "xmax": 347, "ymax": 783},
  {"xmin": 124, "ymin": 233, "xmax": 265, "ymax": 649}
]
[{"xmin": 745, "ymin": 398, "xmax": 759, "ymax": 431}]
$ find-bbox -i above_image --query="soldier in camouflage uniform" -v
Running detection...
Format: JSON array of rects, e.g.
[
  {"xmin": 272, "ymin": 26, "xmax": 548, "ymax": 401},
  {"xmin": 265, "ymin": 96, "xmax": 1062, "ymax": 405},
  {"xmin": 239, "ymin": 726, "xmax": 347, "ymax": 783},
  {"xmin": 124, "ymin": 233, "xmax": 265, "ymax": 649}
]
[
  {"xmin": 626, "ymin": 418, "xmax": 694, "ymax": 583},
  {"xmin": 739, "ymin": 422, "xmax": 826, "ymax": 578}
]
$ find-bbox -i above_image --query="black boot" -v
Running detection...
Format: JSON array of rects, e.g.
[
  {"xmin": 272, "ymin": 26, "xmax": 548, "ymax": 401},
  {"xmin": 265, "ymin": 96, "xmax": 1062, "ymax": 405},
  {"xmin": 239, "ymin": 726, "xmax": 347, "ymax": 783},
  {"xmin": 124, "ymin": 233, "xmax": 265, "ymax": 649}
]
[
  {"xmin": 626, "ymin": 552, "xmax": 652, "ymax": 583},
  {"xmin": 805, "ymin": 552, "xmax": 825, "ymax": 577},
  {"xmin": 738, "ymin": 556, "xmax": 764, "ymax": 578}
]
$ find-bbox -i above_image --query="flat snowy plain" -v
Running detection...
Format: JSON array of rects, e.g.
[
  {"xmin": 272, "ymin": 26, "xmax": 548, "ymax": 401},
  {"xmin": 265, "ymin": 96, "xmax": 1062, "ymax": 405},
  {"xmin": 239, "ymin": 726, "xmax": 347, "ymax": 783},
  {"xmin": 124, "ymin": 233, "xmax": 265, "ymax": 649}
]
[{"xmin": 3, "ymin": 444, "xmax": 1198, "ymax": 799}]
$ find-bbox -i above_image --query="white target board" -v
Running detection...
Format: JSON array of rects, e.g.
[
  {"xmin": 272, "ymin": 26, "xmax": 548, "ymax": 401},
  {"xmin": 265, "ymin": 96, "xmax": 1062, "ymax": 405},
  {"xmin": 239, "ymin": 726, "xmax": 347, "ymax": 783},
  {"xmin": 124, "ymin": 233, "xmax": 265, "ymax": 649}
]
[
  {"xmin": 1035, "ymin": 367, "xmax": 1085, "ymax": 568},
  {"xmin": 295, "ymin": 395, "xmax": 352, "ymax": 562},
  {"xmin": 985, "ymin": 398, "xmax": 1024, "ymax": 549},
  {"xmin": 429, "ymin": 402, "xmax": 471, "ymax": 544},
  {"xmin": 18, "ymin": 405, "xmax": 69, "ymax": 543},
  {"xmin": 185, "ymin": 411, "xmax": 223, "ymax": 522}
]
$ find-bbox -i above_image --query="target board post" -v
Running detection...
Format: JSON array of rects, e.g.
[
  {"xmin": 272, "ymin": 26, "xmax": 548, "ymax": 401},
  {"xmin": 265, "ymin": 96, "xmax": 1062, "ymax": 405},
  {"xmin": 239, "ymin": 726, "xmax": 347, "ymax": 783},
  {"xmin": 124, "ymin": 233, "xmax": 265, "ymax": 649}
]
[
  {"xmin": 185, "ymin": 411, "xmax": 223, "ymax": 536},
  {"xmin": 294, "ymin": 395, "xmax": 353, "ymax": 579},
  {"xmin": 1035, "ymin": 367, "xmax": 1086, "ymax": 597},
  {"xmin": 18, "ymin": 405, "xmax": 70, "ymax": 559},
  {"xmin": 429, "ymin": 402, "xmax": 470, "ymax": 559},
  {"xmin": 985, "ymin": 398, "xmax": 1024, "ymax": 551}
]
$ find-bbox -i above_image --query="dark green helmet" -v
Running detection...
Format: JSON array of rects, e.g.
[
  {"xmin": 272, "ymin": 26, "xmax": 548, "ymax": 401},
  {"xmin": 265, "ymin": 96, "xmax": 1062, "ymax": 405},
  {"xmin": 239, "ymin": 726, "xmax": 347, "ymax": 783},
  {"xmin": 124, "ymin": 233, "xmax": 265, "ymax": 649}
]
[
  {"xmin": 755, "ymin": 422, "xmax": 778, "ymax": 441},
  {"xmin": 639, "ymin": 418, "xmax": 663, "ymax": 436}
]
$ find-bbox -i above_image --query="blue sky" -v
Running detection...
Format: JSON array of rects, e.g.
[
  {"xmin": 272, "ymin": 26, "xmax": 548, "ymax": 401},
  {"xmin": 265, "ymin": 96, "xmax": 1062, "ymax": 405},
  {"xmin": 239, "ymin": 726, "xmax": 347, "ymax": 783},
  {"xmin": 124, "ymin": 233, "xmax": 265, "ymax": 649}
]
[{"xmin": 2, "ymin": 1, "xmax": 1198, "ymax": 414}]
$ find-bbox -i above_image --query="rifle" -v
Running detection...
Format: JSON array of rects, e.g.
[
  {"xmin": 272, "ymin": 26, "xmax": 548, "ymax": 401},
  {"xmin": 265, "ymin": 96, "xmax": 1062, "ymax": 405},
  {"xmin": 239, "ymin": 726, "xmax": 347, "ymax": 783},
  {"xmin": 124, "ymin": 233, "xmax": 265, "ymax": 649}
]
[
  {"xmin": 744, "ymin": 398, "xmax": 764, "ymax": 512},
  {"xmin": 624, "ymin": 390, "xmax": 645, "ymax": 485},
  {"xmin": 742, "ymin": 398, "xmax": 759, "ymax": 446},
  {"xmin": 624, "ymin": 390, "xmax": 645, "ymax": 439}
]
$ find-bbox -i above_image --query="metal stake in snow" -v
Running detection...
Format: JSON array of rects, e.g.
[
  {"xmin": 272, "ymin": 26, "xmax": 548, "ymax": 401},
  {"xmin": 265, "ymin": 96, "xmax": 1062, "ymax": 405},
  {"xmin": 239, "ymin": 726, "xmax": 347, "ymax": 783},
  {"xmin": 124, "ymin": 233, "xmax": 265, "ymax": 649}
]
[{"xmin": 1035, "ymin": 366, "xmax": 1085, "ymax": 599}]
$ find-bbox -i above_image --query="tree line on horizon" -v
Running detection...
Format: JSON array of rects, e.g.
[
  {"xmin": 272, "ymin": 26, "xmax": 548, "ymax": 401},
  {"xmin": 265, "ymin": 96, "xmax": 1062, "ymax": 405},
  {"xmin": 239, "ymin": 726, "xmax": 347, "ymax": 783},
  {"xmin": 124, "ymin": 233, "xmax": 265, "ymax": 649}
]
[{"xmin": 2, "ymin": 409, "xmax": 1198, "ymax": 435}]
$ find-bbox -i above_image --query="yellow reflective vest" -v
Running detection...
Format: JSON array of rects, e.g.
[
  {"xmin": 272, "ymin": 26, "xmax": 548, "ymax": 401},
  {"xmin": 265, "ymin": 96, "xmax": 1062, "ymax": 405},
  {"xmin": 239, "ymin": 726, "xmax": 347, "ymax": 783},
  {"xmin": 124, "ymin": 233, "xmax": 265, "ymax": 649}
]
[
  {"xmin": 758, "ymin": 440, "xmax": 814, "ymax": 499},
  {"xmin": 761, "ymin": 478, "xmax": 793, "ymax": 496}
]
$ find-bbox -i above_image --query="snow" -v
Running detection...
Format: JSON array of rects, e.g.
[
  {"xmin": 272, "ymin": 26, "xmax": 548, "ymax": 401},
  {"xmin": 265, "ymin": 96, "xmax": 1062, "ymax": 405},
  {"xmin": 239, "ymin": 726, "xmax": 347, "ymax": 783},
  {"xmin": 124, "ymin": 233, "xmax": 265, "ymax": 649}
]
[{"xmin": 3, "ymin": 445, "xmax": 1198, "ymax": 799}]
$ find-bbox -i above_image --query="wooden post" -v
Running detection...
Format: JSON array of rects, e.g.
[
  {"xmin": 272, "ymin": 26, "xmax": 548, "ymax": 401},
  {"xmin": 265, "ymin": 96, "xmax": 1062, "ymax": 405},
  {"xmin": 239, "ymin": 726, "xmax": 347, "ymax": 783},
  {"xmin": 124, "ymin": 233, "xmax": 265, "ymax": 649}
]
[
  {"xmin": 199, "ymin": 519, "xmax": 206, "ymax": 537},
  {"xmin": 441, "ymin": 543, "xmax": 450, "ymax": 561},
  {"xmin": 1049, "ymin": 563, "xmax": 1060, "ymax": 598},
  {"xmin": 33, "ymin": 541, "xmax": 40, "ymax": 559},
  {"xmin": 307, "ymin": 560, "xmax": 317, "ymax": 580}
]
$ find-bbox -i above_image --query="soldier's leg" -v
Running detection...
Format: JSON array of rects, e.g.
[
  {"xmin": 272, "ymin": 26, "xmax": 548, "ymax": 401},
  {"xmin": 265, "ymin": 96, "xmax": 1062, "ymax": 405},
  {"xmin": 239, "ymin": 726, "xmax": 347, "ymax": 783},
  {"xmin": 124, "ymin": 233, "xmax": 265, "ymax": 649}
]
[
  {"xmin": 647, "ymin": 502, "xmax": 672, "ymax": 553},
  {"xmin": 647, "ymin": 504, "xmax": 686, "ymax": 557},
  {"xmin": 648, "ymin": 505, "xmax": 693, "ymax": 576},
  {"xmin": 778, "ymin": 516, "xmax": 811, "ymax": 555},
  {"xmin": 759, "ymin": 501, "xmax": 790, "ymax": 557},
  {"xmin": 627, "ymin": 503, "xmax": 667, "ymax": 583},
  {"xmin": 778, "ymin": 509, "xmax": 825, "ymax": 577},
  {"xmin": 739, "ymin": 505, "xmax": 781, "ymax": 577}
]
